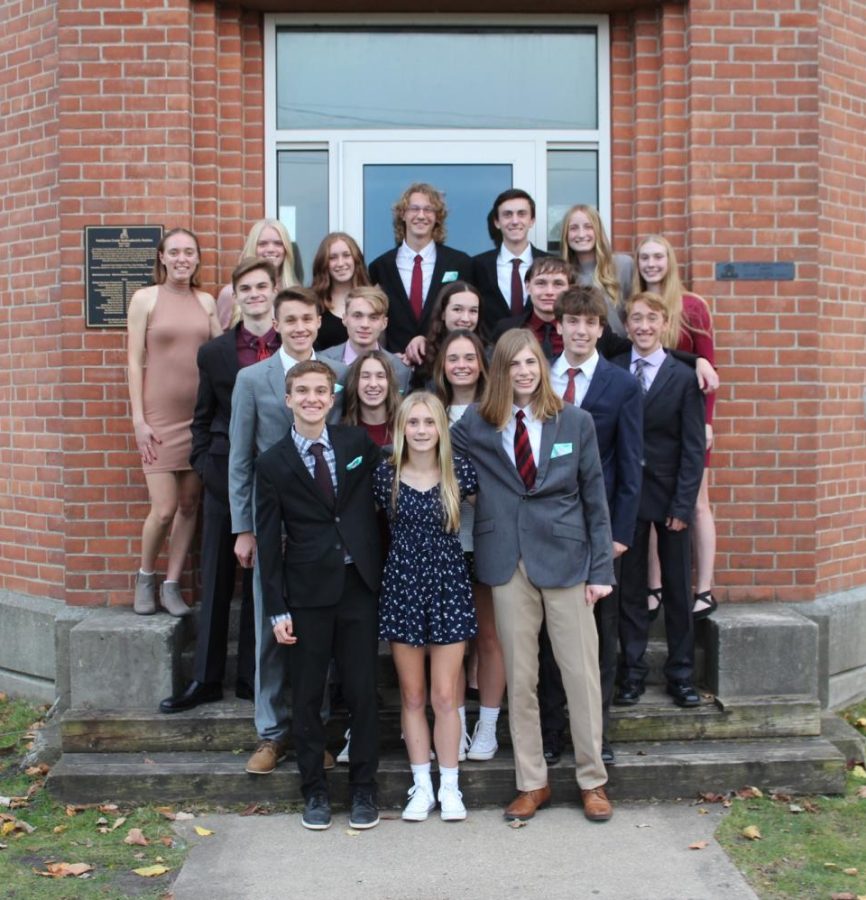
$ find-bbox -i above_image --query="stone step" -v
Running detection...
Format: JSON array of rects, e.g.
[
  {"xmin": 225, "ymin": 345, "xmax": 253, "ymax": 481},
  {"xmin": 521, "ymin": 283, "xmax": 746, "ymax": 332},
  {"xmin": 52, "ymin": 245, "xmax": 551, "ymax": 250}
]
[
  {"xmin": 59, "ymin": 687, "xmax": 820, "ymax": 754},
  {"xmin": 46, "ymin": 735, "xmax": 846, "ymax": 806}
]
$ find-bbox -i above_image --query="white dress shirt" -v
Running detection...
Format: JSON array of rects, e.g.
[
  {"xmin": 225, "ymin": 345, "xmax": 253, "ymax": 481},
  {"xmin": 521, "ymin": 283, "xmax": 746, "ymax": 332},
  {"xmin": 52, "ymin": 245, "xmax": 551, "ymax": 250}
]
[
  {"xmin": 502, "ymin": 404, "xmax": 543, "ymax": 470},
  {"xmin": 278, "ymin": 346, "xmax": 318, "ymax": 374},
  {"xmin": 550, "ymin": 350, "xmax": 599, "ymax": 408},
  {"xmin": 496, "ymin": 243, "xmax": 533, "ymax": 305},
  {"xmin": 396, "ymin": 240, "xmax": 436, "ymax": 305}
]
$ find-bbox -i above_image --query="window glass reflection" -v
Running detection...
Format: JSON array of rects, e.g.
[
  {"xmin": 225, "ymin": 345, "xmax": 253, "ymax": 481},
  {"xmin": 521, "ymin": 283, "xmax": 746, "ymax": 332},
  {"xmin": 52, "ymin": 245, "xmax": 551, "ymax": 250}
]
[
  {"xmin": 547, "ymin": 150, "xmax": 598, "ymax": 252},
  {"xmin": 277, "ymin": 150, "xmax": 329, "ymax": 282}
]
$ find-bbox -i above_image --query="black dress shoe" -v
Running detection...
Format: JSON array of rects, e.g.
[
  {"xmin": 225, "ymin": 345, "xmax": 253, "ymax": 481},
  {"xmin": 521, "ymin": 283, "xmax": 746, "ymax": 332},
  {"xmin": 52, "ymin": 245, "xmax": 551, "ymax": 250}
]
[
  {"xmin": 349, "ymin": 788, "xmax": 379, "ymax": 830},
  {"xmin": 302, "ymin": 792, "xmax": 332, "ymax": 830},
  {"xmin": 667, "ymin": 681, "xmax": 700, "ymax": 708},
  {"xmin": 613, "ymin": 681, "xmax": 645, "ymax": 706},
  {"xmin": 601, "ymin": 739, "xmax": 616, "ymax": 766},
  {"xmin": 543, "ymin": 732, "xmax": 563, "ymax": 766},
  {"xmin": 159, "ymin": 681, "xmax": 222, "ymax": 714},
  {"xmin": 235, "ymin": 681, "xmax": 254, "ymax": 701}
]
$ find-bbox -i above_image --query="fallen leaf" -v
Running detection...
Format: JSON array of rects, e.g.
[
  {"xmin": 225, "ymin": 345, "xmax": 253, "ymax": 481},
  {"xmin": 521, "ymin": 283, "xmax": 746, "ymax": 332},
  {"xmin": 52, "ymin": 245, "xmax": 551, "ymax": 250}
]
[
  {"xmin": 193, "ymin": 826, "xmax": 213, "ymax": 836},
  {"xmin": 25, "ymin": 764, "xmax": 50, "ymax": 777},
  {"xmin": 788, "ymin": 803, "xmax": 804, "ymax": 814},
  {"xmin": 770, "ymin": 791, "xmax": 792, "ymax": 802},
  {"xmin": 34, "ymin": 862, "xmax": 94, "ymax": 878},
  {"xmin": 110, "ymin": 817, "xmax": 127, "ymax": 831},
  {"xmin": 240, "ymin": 802, "xmax": 266, "ymax": 817},
  {"xmin": 851, "ymin": 765, "xmax": 866, "ymax": 780},
  {"xmin": 155, "ymin": 806, "xmax": 175, "ymax": 820},
  {"xmin": 856, "ymin": 786, "xmax": 866, "ymax": 799},
  {"xmin": 689, "ymin": 840, "xmax": 709, "ymax": 850},
  {"xmin": 174, "ymin": 811, "xmax": 195, "ymax": 821},
  {"xmin": 0, "ymin": 842, "xmax": 6, "ymax": 850},
  {"xmin": 345, "ymin": 828, "xmax": 360, "ymax": 836},
  {"xmin": 829, "ymin": 893, "xmax": 856, "ymax": 900},
  {"xmin": 802, "ymin": 799, "xmax": 820, "ymax": 813},
  {"xmin": 635, "ymin": 823, "xmax": 652, "ymax": 828},
  {"xmin": 143, "ymin": 757, "xmax": 156, "ymax": 766},
  {"xmin": 0, "ymin": 796, "xmax": 28, "ymax": 809},
  {"xmin": 697, "ymin": 808, "xmax": 709, "ymax": 815},
  {"xmin": 95, "ymin": 817, "xmax": 108, "ymax": 826},
  {"xmin": 65, "ymin": 805, "xmax": 79, "ymax": 817},
  {"xmin": 132, "ymin": 864, "xmax": 169, "ymax": 877},
  {"xmin": 0, "ymin": 692, "xmax": 7, "ymax": 702},
  {"xmin": 1, "ymin": 817, "xmax": 35, "ymax": 835},
  {"xmin": 699, "ymin": 792, "xmax": 726, "ymax": 803},
  {"xmin": 741, "ymin": 824, "xmax": 762, "ymax": 840},
  {"xmin": 124, "ymin": 828, "xmax": 149, "ymax": 846},
  {"xmin": 133, "ymin": 851, "xmax": 145, "ymax": 860},
  {"xmin": 160, "ymin": 836, "xmax": 174, "ymax": 847},
  {"xmin": 53, "ymin": 825, "xmax": 67, "ymax": 834},
  {"xmin": 98, "ymin": 803, "xmax": 119, "ymax": 813},
  {"xmin": 507, "ymin": 818, "xmax": 527, "ymax": 829},
  {"xmin": 854, "ymin": 717, "xmax": 866, "ymax": 728},
  {"xmin": 844, "ymin": 868, "xmax": 859, "ymax": 876},
  {"xmin": 824, "ymin": 862, "xmax": 839, "ymax": 869},
  {"xmin": 736, "ymin": 786, "xmax": 763, "ymax": 799}
]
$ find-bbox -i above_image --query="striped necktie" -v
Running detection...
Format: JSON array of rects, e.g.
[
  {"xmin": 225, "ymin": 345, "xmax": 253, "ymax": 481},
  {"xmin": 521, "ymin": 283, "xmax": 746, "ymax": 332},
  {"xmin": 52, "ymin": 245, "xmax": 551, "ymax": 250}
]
[
  {"xmin": 633, "ymin": 358, "xmax": 650, "ymax": 394},
  {"xmin": 514, "ymin": 410, "xmax": 536, "ymax": 490}
]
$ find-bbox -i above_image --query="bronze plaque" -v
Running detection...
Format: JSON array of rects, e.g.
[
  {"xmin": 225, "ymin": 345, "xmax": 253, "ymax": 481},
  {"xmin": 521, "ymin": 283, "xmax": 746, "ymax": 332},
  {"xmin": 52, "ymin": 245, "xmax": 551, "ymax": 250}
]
[{"xmin": 85, "ymin": 225, "xmax": 164, "ymax": 327}]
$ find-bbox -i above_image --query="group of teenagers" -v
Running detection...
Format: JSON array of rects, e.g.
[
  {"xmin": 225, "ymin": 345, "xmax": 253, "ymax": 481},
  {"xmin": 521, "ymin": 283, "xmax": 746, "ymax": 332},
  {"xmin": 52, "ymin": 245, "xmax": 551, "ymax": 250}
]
[{"xmin": 126, "ymin": 183, "xmax": 719, "ymax": 833}]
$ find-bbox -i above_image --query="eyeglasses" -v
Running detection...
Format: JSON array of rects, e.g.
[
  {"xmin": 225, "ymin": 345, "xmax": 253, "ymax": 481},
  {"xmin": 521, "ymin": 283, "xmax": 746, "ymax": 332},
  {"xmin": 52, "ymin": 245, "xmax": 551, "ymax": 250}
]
[{"xmin": 406, "ymin": 205, "xmax": 436, "ymax": 215}]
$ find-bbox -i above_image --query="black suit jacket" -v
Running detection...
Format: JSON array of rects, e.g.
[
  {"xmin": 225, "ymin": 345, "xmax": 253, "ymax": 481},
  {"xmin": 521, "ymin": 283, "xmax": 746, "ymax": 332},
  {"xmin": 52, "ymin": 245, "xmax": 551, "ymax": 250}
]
[
  {"xmin": 189, "ymin": 328, "xmax": 242, "ymax": 498},
  {"xmin": 369, "ymin": 244, "xmax": 473, "ymax": 353},
  {"xmin": 612, "ymin": 352, "xmax": 705, "ymax": 524},
  {"xmin": 254, "ymin": 425, "xmax": 382, "ymax": 619},
  {"xmin": 471, "ymin": 244, "xmax": 549, "ymax": 333}
]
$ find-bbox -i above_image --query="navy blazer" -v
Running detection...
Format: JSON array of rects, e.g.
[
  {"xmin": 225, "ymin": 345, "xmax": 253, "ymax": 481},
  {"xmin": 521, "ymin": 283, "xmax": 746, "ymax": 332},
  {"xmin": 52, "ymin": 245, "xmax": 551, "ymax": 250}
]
[
  {"xmin": 612, "ymin": 352, "xmax": 705, "ymax": 524},
  {"xmin": 568, "ymin": 355, "xmax": 643, "ymax": 548},
  {"xmin": 369, "ymin": 244, "xmax": 473, "ymax": 353},
  {"xmin": 471, "ymin": 244, "xmax": 549, "ymax": 334}
]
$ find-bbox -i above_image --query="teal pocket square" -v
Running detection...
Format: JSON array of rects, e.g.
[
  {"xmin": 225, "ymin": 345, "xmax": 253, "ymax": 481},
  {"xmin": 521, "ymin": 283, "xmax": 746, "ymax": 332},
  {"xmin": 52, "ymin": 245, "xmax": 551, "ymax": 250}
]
[
  {"xmin": 442, "ymin": 271, "xmax": 459, "ymax": 283},
  {"xmin": 551, "ymin": 442, "xmax": 574, "ymax": 458},
  {"xmin": 346, "ymin": 456, "xmax": 363, "ymax": 470}
]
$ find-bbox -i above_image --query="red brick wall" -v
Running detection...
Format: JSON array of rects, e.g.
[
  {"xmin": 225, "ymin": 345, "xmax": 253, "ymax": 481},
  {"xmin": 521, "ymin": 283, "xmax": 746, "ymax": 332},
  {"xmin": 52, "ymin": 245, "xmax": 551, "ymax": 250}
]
[
  {"xmin": 0, "ymin": 0, "xmax": 64, "ymax": 600},
  {"xmin": 815, "ymin": 0, "xmax": 866, "ymax": 592}
]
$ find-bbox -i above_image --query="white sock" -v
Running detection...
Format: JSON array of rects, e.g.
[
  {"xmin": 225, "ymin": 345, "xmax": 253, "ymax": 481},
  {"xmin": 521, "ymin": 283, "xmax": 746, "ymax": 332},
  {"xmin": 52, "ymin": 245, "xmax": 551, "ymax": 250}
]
[
  {"xmin": 139, "ymin": 568, "xmax": 155, "ymax": 576},
  {"xmin": 479, "ymin": 705, "xmax": 500, "ymax": 725},
  {"xmin": 411, "ymin": 762, "xmax": 433, "ymax": 791},
  {"xmin": 163, "ymin": 580, "xmax": 178, "ymax": 585},
  {"xmin": 439, "ymin": 765, "xmax": 459, "ymax": 788}
]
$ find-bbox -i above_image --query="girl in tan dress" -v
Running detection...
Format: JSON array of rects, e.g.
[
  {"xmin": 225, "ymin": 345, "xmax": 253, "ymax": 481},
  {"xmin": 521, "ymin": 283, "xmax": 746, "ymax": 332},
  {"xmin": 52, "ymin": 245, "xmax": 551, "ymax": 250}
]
[{"xmin": 127, "ymin": 228, "xmax": 221, "ymax": 615}]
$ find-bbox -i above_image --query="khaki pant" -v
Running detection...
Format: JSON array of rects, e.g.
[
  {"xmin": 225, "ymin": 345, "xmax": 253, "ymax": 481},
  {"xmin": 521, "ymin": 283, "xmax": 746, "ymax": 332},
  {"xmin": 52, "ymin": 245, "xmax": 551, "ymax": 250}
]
[{"xmin": 492, "ymin": 560, "xmax": 607, "ymax": 792}]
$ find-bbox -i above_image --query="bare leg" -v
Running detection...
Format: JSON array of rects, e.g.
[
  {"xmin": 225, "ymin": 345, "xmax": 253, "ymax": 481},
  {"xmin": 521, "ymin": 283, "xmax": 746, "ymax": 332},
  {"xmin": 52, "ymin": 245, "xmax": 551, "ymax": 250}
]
[
  {"xmin": 164, "ymin": 470, "xmax": 202, "ymax": 582},
  {"xmin": 647, "ymin": 524, "xmax": 662, "ymax": 613},
  {"xmin": 391, "ymin": 643, "xmax": 430, "ymax": 766},
  {"xmin": 429, "ymin": 642, "xmax": 465, "ymax": 769},
  {"xmin": 692, "ymin": 469, "xmax": 717, "ymax": 608},
  {"xmin": 474, "ymin": 583, "xmax": 506, "ymax": 708},
  {"xmin": 140, "ymin": 472, "xmax": 180, "ymax": 572}
]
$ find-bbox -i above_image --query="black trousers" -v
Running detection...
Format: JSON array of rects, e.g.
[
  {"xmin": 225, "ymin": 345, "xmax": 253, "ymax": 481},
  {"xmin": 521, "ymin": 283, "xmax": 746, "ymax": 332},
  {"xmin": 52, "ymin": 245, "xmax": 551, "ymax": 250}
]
[
  {"xmin": 618, "ymin": 518, "xmax": 694, "ymax": 686},
  {"xmin": 289, "ymin": 564, "xmax": 379, "ymax": 800},
  {"xmin": 193, "ymin": 456, "xmax": 255, "ymax": 689},
  {"xmin": 538, "ymin": 556, "xmax": 620, "ymax": 742}
]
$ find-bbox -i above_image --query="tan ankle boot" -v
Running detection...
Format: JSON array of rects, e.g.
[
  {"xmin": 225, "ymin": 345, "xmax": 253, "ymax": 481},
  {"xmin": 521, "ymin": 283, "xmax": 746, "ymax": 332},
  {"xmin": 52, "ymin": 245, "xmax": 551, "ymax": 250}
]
[{"xmin": 133, "ymin": 572, "xmax": 156, "ymax": 615}]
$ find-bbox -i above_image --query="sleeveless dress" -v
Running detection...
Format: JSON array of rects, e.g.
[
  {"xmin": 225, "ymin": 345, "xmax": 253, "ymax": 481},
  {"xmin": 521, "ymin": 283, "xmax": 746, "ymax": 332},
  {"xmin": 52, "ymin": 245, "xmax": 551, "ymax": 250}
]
[
  {"xmin": 374, "ymin": 456, "xmax": 478, "ymax": 646},
  {"xmin": 142, "ymin": 287, "xmax": 211, "ymax": 473}
]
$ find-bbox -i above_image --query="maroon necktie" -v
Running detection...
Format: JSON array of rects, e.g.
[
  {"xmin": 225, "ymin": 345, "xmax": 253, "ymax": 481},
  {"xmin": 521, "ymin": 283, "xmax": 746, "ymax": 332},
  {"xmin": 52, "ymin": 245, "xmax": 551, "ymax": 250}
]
[
  {"xmin": 308, "ymin": 442, "xmax": 335, "ymax": 506},
  {"xmin": 255, "ymin": 336, "xmax": 271, "ymax": 362},
  {"xmin": 510, "ymin": 258, "xmax": 524, "ymax": 315},
  {"xmin": 410, "ymin": 254, "xmax": 424, "ymax": 321},
  {"xmin": 514, "ymin": 410, "xmax": 536, "ymax": 490},
  {"xmin": 562, "ymin": 367, "xmax": 581, "ymax": 405}
]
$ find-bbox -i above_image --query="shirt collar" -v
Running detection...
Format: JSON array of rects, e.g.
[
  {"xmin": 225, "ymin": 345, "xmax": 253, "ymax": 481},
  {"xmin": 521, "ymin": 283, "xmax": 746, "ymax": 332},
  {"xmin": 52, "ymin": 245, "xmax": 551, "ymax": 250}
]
[
  {"xmin": 291, "ymin": 423, "xmax": 331, "ymax": 453},
  {"xmin": 511, "ymin": 403, "xmax": 540, "ymax": 425},
  {"xmin": 630, "ymin": 346, "xmax": 667, "ymax": 368},
  {"xmin": 552, "ymin": 349, "xmax": 599, "ymax": 380},
  {"xmin": 279, "ymin": 345, "xmax": 317, "ymax": 374},
  {"xmin": 497, "ymin": 243, "xmax": 533, "ymax": 266},
  {"xmin": 398, "ymin": 240, "xmax": 436, "ymax": 263}
]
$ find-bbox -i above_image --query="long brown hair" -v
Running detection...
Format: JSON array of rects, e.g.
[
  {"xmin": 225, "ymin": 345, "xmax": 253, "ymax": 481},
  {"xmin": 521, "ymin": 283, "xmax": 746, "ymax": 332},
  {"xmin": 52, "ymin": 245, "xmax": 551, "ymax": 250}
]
[
  {"xmin": 560, "ymin": 204, "xmax": 621, "ymax": 305},
  {"xmin": 432, "ymin": 329, "xmax": 488, "ymax": 408},
  {"xmin": 416, "ymin": 281, "xmax": 485, "ymax": 384},
  {"xmin": 632, "ymin": 234, "xmax": 711, "ymax": 348},
  {"xmin": 389, "ymin": 393, "xmax": 461, "ymax": 533},
  {"xmin": 153, "ymin": 227, "xmax": 202, "ymax": 288},
  {"xmin": 310, "ymin": 232, "xmax": 371, "ymax": 311},
  {"xmin": 478, "ymin": 329, "xmax": 563, "ymax": 429},
  {"xmin": 342, "ymin": 351, "xmax": 401, "ymax": 431}
]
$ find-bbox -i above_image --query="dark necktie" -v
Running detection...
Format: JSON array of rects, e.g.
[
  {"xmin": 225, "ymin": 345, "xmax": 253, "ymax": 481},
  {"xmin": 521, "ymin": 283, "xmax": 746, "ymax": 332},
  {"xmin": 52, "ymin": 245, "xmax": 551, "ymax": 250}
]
[
  {"xmin": 409, "ymin": 254, "xmax": 424, "ymax": 321},
  {"xmin": 540, "ymin": 323, "xmax": 554, "ymax": 361},
  {"xmin": 514, "ymin": 410, "xmax": 536, "ymax": 490},
  {"xmin": 633, "ymin": 358, "xmax": 650, "ymax": 395},
  {"xmin": 308, "ymin": 442, "xmax": 335, "ymax": 505},
  {"xmin": 255, "ymin": 336, "xmax": 271, "ymax": 362},
  {"xmin": 510, "ymin": 258, "xmax": 524, "ymax": 316},
  {"xmin": 563, "ymin": 367, "xmax": 581, "ymax": 405}
]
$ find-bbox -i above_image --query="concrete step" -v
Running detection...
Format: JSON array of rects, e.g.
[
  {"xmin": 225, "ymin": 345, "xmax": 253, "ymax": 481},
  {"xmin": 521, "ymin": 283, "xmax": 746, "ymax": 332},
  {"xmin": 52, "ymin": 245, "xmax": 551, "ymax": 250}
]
[
  {"xmin": 46, "ymin": 735, "xmax": 846, "ymax": 806},
  {"xmin": 59, "ymin": 687, "xmax": 820, "ymax": 754}
]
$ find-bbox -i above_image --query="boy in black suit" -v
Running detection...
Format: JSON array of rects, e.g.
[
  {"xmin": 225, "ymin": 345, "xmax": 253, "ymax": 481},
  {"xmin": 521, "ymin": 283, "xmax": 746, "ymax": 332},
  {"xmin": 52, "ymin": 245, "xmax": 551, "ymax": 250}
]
[
  {"xmin": 369, "ymin": 182, "xmax": 472, "ymax": 353},
  {"xmin": 255, "ymin": 360, "xmax": 383, "ymax": 830},
  {"xmin": 613, "ymin": 293, "xmax": 705, "ymax": 708}
]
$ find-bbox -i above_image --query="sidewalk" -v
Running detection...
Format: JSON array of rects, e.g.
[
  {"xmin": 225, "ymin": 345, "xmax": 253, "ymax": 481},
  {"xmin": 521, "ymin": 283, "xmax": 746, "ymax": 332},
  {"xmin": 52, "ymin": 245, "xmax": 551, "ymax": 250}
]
[{"xmin": 170, "ymin": 800, "xmax": 757, "ymax": 900}]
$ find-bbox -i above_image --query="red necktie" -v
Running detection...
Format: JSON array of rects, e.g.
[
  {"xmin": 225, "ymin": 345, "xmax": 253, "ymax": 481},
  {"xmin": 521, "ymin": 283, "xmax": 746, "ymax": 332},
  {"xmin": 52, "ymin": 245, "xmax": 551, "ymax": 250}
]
[
  {"xmin": 309, "ymin": 442, "xmax": 335, "ymax": 506},
  {"xmin": 563, "ymin": 367, "xmax": 581, "ymax": 405},
  {"xmin": 510, "ymin": 258, "xmax": 524, "ymax": 315},
  {"xmin": 410, "ymin": 254, "xmax": 424, "ymax": 321},
  {"xmin": 255, "ymin": 336, "xmax": 271, "ymax": 362},
  {"xmin": 514, "ymin": 410, "xmax": 536, "ymax": 490}
]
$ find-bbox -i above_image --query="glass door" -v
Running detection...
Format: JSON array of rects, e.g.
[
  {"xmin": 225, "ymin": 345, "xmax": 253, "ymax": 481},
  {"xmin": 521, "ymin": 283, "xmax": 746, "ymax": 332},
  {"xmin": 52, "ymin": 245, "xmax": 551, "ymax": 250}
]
[{"xmin": 340, "ymin": 140, "xmax": 541, "ymax": 260}]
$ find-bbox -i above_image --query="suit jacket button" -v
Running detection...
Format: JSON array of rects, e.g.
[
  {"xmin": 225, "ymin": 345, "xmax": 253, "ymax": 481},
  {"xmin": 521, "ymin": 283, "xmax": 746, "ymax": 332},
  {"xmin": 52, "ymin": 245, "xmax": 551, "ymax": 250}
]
[{"xmin": 334, "ymin": 516, "xmax": 340, "ymax": 523}]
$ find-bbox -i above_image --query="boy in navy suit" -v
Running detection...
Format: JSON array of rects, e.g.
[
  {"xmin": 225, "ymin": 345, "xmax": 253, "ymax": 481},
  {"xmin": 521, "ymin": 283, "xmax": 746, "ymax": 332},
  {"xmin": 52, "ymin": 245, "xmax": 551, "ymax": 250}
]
[
  {"xmin": 255, "ymin": 360, "xmax": 383, "ymax": 831},
  {"xmin": 613, "ymin": 293, "xmax": 705, "ymax": 709}
]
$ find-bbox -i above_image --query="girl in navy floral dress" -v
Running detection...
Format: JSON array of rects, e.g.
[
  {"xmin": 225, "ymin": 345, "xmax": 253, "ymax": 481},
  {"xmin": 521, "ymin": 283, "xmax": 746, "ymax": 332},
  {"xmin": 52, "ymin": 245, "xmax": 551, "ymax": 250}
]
[{"xmin": 373, "ymin": 392, "xmax": 477, "ymax": 823}]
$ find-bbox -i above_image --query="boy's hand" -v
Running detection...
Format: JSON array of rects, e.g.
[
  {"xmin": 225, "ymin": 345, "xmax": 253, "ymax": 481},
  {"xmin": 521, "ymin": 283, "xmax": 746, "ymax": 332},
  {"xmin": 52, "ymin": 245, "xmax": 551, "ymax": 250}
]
[
  {"xmin": 665, "ymin": 516, "xmax": 688, "ymax": 532},
  {"xmin": 273, "ymin": 618, "xmax": 297, "ymax": 645}
]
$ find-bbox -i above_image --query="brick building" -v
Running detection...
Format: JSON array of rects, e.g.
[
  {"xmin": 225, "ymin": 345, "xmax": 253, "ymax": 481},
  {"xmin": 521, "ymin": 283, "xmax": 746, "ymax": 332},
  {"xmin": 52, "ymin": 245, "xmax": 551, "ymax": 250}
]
[{"xmin": 1, "ymin": 0, "xmax": 865, "ymax": 704}]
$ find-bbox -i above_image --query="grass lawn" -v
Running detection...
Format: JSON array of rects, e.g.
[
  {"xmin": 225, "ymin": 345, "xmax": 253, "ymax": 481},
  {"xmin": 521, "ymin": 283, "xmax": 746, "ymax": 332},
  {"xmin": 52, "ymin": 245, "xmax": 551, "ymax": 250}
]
[
  {"xmin": 716, "ymin": 700, "xmax": 866, "ymax": 900},
  {"xmin": 0, "ymin": 694, "xmax": 189, "ymax": 899}
]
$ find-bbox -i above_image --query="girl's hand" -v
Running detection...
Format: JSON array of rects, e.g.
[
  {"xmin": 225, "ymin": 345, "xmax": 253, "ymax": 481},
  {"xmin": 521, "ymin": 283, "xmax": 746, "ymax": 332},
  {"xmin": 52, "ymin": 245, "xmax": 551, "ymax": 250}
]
[
  {"xmin": 705, "ymin": 424, "xmax": 713, "ymax": 451},
  {"xmin": 135, "ymin": 421, "xmax": 161, "ymax": 464},
  {"xmin": 403, "ymin": 335, "xmax": 428, "ymax": 366},
  {"xmin": 585, "ymin": 584, "xmax": 613, "ymax": 606}
]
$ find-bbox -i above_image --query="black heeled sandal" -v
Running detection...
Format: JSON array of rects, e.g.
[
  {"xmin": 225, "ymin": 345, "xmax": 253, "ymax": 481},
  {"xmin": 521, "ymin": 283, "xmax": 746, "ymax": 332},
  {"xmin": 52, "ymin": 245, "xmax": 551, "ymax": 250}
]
[
  {"xmin": 692, "ymin": 590, "xmax": 718, "ymax": 621},
  {"xmin": 647, "ymin": 587, "xmax": 663, "ymax": 622}
]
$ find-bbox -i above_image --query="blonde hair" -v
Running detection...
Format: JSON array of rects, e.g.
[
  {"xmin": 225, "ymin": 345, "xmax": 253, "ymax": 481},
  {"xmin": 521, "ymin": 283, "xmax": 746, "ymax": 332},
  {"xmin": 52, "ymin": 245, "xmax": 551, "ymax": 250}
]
[
  {"xmin": 240, "ymin": 219, "xmax": 298, "ymax": 290},
  {"xmin": 389, "ymin": 393, "xmax": 461, "ymax": 533},
  {"xmin": 346, "ymin": 285, "xmax": 389, "ymax": 317},
  {"xmin": 560, "ymin": 204, "xmax": 621, "ymax": 306},
  {"xmin": 632, "ymin": 235, "xmax": 710, "ymax": 348},
  {"xmin": 478, "ymin": 329, "xmax": 563, "ymax": 429}
]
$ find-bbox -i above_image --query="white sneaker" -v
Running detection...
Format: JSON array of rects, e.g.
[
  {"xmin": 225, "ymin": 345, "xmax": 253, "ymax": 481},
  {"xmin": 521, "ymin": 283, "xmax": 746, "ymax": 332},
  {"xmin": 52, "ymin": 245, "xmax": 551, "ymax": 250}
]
[
  {"xmin": 458, "ymin": 722, "xmax": 469, "ymax": 762},
  {"xmin": 438, "ymin": 782, "xmax": 467, "ymax": 821},
  {"xmin": 466, "ymin": 720, "xmax": 498, "ymax": 761},
  {"xmin": 337, "ymin": 729, "xmax": 350, "ymax": 764},
  {"xmin": 401, "ymin": 783, "xmax": 436, "ymax": 822}
]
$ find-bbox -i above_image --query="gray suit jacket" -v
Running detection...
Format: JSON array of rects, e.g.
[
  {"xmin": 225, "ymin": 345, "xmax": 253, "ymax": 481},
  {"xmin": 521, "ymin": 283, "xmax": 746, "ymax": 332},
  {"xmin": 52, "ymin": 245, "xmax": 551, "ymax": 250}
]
[
  {"xmin": 228, "ymin": 352, "xmax": 347, "ymax": 534},
  {"xmin": 450, "ymin": 403, "xmax": 614, "ymax": 590},
  {"xmin": 318, "ymin": 343, "xmax": 412, "ymax": 394}
]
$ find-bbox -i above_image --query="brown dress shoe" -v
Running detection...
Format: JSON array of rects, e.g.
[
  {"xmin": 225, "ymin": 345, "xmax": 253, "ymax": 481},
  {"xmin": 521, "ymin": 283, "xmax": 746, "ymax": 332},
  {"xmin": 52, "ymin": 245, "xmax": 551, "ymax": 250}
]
[
  {"xmin": 504, "ymin": 785, "xmax": 552, "ymax": 821},
  {"xmin": 245, "ymin": 738, "xmax": 288, "ymax": 775},
  {"xmin": 581, "ymin": 786, "xmax": 613, "ymax": 822},
  {"xmin": 323, "ymin": 749, "xmax": 335, "ymax": 771}
]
